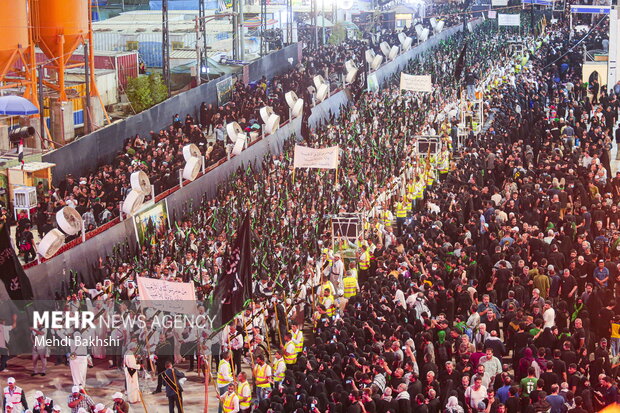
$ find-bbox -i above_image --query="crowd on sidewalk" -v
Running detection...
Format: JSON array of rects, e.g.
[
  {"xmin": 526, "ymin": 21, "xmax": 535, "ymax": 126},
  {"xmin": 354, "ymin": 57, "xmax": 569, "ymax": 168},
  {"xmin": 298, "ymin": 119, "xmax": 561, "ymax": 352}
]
[{"xmin": 4, "ymin": 8, "xmax": 620, "ymax": 413}]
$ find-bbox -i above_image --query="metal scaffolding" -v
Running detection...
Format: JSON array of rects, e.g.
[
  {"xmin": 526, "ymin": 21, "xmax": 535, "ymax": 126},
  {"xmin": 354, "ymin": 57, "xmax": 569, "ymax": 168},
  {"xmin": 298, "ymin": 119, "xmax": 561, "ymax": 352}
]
[
  {"xmin": 233, "ymin": 0, "xmax": 240, "ymax": 59},
  {"xmin": 286, "ymin": 0, "xmax": 293, "ymax": 45},
  {"xmin": 198, "ymin": 0, "xmax": 208, "ymax": 78},
  {"xmin": 260, "ymin": 0, "xmax": 267, "ymax": 55},
  {"xmin": 162, "ymin": 0, "xmax": 171, "ymax": 96},
  {"xmin": 311, "ymin": 0, "xmax": 318, "ymax": 48}
]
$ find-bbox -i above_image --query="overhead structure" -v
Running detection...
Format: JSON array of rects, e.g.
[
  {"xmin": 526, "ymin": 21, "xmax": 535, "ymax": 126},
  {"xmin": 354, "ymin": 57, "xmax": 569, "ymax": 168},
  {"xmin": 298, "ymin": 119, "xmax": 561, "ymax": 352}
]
[
  {"xmin": 286, "ymin": 0, "xmax": 293, "ymax": 44},
  {"xmin": 33, "ymin": 0, "xmax": 92, "ymax": 101},
  {"xmin": 0, "ymin": 0, "xmax": 37, "ymax": 104},
  {"xmin": 162, "ymin": 0, "xmax": 171, "ymax": 96},
  {"xmin": 260, "ymin": 0, "xmax": 267, "ymax": 55}
]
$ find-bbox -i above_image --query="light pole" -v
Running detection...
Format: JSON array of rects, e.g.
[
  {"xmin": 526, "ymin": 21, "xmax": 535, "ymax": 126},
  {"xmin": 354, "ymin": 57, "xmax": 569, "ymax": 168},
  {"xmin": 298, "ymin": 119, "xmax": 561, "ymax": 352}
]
[
  {"xmin": 322, "ymin": 0, "xmax": 325, "ymax": 45},
  {"xmin": 194, "ymin": 12, "xmax": 238, "ymax": 85}
]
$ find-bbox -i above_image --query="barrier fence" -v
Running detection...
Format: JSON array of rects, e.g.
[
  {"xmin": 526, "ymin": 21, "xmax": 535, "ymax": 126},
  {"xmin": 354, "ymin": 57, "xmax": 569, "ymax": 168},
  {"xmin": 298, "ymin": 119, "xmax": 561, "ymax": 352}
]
[
  {"xmin": 22, "ymin": 22, "xmax": 475, "ymax": 300},
  {"xmin": 42, "ymin": 43, "xmax": 302, "ymax": 184}
]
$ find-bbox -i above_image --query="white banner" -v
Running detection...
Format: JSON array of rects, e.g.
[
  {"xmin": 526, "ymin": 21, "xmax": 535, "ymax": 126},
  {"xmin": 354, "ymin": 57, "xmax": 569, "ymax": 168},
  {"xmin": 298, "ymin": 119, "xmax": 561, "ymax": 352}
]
[
  {"xmin": 293, "ymin": 145, "xmax": 339, "ymax": 169},
  {"xmin": 498, "ymin": 13, "xmax": 521, "ymax": 26},
  {"xmin": 399, "ymin": 74, "xmax": 432, "ymax": 92},
  {"xmin": 488, "ymin": 10, "xmax": 497, "ymax": 18},
  {"xmin": 491, "ymin": 0, "xmax": 508, "ymax": 5},
  {"xmin": 137, "ymin": 276, "xmax": 197, "ymax": 314}
]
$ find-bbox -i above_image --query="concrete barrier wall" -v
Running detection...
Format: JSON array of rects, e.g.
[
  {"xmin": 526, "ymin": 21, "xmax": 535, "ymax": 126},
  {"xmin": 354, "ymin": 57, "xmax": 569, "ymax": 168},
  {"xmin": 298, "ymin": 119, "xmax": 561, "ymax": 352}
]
[
  {"xmin": 42, "ymin": 44, "xmax": 301, "ymax": 184},
  {"xmin": 25, "ymin": 24, "xmax": 479, "ymax": 299}
]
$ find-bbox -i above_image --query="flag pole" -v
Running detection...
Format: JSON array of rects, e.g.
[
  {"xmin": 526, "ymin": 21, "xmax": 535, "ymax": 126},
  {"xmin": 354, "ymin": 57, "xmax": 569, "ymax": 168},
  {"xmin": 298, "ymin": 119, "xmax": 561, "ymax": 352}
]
[
  {"xmin": 263, "ymin": 311, "xmax": 272, "ymax": 356},
  {"xmin": 139, "ymin": 391, "xmax": 150, "ymax": 413},
  {"xmin": 284, "ymin": 297, "xmax": 291, "ymax": 333},
  {"xmin": 204, "ymin": 355, "xmax": 211, "ymax": 413},
  {"xmin": 227, "ymin": 326, "xmax": 236, "ymax": 377},
  {"xmin": 241, "ymin": 311, "xmax": 256, "ymax": 368},
  {"xmin": 274, "ymin": 300, "xmax": 283, "ymax": 345}
]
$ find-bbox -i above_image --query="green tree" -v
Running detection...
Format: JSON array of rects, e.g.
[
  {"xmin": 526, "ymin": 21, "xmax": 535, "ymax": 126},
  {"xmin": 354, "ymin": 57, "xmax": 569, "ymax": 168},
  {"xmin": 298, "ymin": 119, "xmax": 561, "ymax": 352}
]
[
  {"xmin": 149, "ymin": 73, "xmax": 169, "ymax": 105},
  {"xmin": 126, "ymin": 75, "xmax": 153, "ymax": 112},
  {"xmin": 126, "ymin": 73, "xmax": 169, "ymax": 113},
  {"xmin": 328, "ymin": 23, "xmax": 347, "ymax": 45}
]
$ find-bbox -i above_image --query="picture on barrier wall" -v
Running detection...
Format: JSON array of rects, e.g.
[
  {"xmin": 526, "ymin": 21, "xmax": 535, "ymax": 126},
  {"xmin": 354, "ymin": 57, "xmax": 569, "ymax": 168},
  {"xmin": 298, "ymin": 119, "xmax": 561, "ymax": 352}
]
[
  {"xmin": 217, "ymin": 77, "xmax": 234, "ymax": 106},
  {"xmin": 132, "ymin": 200, "xmax": 170, "ymax": 247},
  {"xmin": 367, "ymin": 73, "xmax": 379, "ymax": 92}
]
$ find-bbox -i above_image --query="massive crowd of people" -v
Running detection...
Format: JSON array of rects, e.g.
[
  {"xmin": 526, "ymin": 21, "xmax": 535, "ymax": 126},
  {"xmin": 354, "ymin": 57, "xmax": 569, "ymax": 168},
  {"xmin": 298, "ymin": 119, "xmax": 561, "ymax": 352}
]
[
  {"xmin": 4, "ymin": 10, "xmax": 464, "ymax": 253},
  {"xmin": 3, "ymin": 5, "xmax": 620, "ymax": 413}
]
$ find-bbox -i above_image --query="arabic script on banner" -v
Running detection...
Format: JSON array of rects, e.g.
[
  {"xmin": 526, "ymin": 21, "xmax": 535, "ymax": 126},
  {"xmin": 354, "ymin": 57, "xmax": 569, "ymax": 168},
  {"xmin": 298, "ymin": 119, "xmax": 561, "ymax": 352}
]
[
  {"xmin": 137, "ymin": 276, "xmax": 197, "ymax": 314},
  {"xmin": 293, "ymin": 145, "xmax": 339, "ymax": 169},
  {"xmin": 498, "ymin": 13, "xmax": 521, "ymax": 26},
  {"xmin": 400, "ymin": 74, "xmax": 432, "ymax": 92}
]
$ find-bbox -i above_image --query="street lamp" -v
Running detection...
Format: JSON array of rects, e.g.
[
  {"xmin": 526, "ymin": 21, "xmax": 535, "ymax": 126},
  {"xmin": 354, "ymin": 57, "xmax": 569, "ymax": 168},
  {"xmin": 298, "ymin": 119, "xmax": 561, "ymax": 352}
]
[{"xmin": 194, "ymin": 12, "xmax": 238, "ymax": 86}]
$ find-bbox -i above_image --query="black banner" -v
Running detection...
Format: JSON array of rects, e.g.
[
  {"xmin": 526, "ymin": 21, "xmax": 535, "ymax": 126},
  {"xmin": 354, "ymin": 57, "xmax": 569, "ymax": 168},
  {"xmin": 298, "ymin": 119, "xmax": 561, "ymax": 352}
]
[
  {"xmin": 0, "ymin": 223, "xmax": 33, "ymax": 302},
  {"xmin": 454, "ymin": 43, "xmax": 468, "ymax": 82},
  {"xmin": 216, "ymin": 214, "xmax": 253, "ymax": 325}
]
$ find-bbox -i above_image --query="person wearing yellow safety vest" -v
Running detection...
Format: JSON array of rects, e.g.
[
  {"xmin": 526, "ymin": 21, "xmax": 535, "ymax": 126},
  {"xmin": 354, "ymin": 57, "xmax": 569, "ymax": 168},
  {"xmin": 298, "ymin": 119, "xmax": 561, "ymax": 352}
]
[
  {"xmin": 218, "ymin": 383, "xmax": 239, "ymax": 413},
  {"xmin": 438, "ymin": 149, "xmax": 450, "ymax": 181},
  {"xmin": 380, "ymin": 202, "xmax": 393, "ymax": 230},
  {"xmin": 290, "ymin": 324, "xmax": 304, "ymax": 354},
  {"xmin": 282, "ymin": 332, "xmax": 298, "ymax": 366},
  {"xmin": 319, "ymin": 279, "xmax": 336, "ymax": 298},
  {"xmin": 394, "ymin": 195, "xmax": 407, "ymax": 236},
  {"xmin": 319, "ymin": 288, "xmax": 336, "ymax": 318},
  {"xmin": 413, "ymin": 177, "xmax": 425, "ymax": 211},
  {"xmin": 404, "ymin": 194, "xmax": 413, "ymax": 218},
  {"xmin": 236, "ymin": 372, "xmax": 252, "ymax": 413},
  {"xmin": 358, "ymin": 244, "xmax": 371, "ymax": 284},
  {"xmin": 425, "ymin": 161, "xmax": 435, "ymax": 188},
  {"xmin": 406, "ymin": 181, "xmax": 416, "ymax": 206},
  {"xmin": 216, "ymin": 351, "xmax": 234, "ymax": 413},
  {"xmin": 343, "ymin": 270, "xmax": 359, "ymax": 299},
  {"xmin": 272, "ymin": 350, "xmax": 286, "ymax": 387},
  {"xmin": 253, "ymin": 354, "xmax": 272, "ymax": 402}
]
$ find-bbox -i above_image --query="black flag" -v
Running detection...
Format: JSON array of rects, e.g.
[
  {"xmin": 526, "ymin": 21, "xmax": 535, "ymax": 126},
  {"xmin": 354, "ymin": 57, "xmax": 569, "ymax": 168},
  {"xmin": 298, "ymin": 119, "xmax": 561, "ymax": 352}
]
[
  {"xmin": 0, "ymin": 223, "xmax": 33, "ymax": 302},
  {"xmin": 216, "ymin": 214, "xmax": 252, "ymax": 324},
  {"xmin": 454, "ymin": 43, "xmax": 468, "ymax": 82}
]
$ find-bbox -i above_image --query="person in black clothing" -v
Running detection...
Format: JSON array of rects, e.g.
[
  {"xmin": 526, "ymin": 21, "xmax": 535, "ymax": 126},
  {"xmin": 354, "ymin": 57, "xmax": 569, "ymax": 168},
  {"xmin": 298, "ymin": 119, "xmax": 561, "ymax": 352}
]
[
  {"xmin": 18, "ymin": 223, "xmax": 36, "ymax": 263},
  {"xmin": 568, "ymin": 396, "xmax": 588, "ymax": 413},
  {"xmin": 153, "ymin": 334, "xmax": 174, "ymax": 394},
  {"xmin": 464, "ymin": 70, "xmax": 479, "ymax": 101}
]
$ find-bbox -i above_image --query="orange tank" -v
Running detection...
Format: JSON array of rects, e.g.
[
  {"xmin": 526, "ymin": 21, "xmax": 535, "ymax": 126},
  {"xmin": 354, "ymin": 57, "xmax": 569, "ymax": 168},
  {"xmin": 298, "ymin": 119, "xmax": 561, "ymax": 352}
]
[
  {"xmin": 0, "ymin": 0, "xmax": 36, "ymax": 103},
  {"xmin": 33, "ymin": 0, "xmax": 90, "ymax": 100},
  {"xmin": 0, "ymin": 0, "xmax": 30, "ymax": 78},
  {"xmin": 34, "ymin": 0, "xmax": 88, "ymax": 65}
]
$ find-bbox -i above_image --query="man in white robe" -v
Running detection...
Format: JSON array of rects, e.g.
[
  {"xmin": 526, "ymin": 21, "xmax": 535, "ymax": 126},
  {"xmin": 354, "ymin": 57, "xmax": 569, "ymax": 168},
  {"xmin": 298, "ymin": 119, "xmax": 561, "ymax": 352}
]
[
  {"xmin": 65, "ymin": 330, "xmax": 89, "ymax": 387},
  {"xmin": 123, "ymin": 343, "xmax": 141, "ymax": 404}
]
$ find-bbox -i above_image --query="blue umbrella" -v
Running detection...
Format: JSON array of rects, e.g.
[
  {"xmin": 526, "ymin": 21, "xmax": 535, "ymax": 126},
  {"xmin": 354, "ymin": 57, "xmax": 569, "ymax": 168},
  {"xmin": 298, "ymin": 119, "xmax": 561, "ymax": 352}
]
[{"xmin": 0, "ymin": 95, "xmax": 39, "ymax": 115}]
